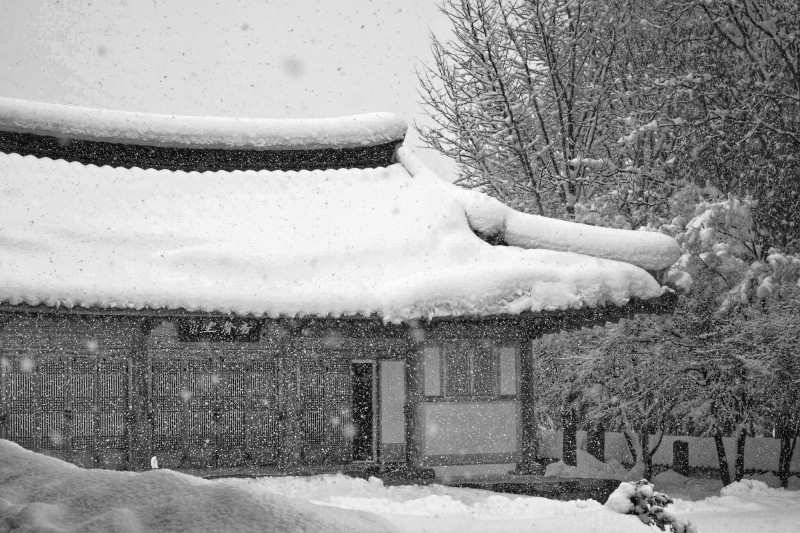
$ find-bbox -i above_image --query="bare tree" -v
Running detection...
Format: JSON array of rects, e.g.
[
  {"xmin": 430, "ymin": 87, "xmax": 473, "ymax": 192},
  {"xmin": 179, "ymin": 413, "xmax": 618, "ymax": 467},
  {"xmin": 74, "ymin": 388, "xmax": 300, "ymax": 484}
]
[
  {"xmin": 418, "ymin": 0, "xmax": 688, "ymax": 224},
  {"xmin": 669, "ymin": 0, "xmax": 800, "ymax": 250}
]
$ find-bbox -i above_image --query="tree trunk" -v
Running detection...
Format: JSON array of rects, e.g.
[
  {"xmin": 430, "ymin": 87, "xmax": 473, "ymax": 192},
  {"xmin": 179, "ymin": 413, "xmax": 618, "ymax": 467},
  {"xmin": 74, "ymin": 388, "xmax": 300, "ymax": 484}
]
[
  {"xmin": 778, "ymin": 435, "xmax": 797, "ymax": 489},
  {"xmin": 562, "ymin": 408, "xmax": 578, "ymax": 467},
  {"xmin": 714, "ymin": 433, "xmax": 732, "ymax": 487},
  {"xmin": 734, "ymin": 427, "xmax": 747, "ymax": 482},
  {"xmin": 640, "ymin": 431, "xmax": 653, "ymax": 481},
  {"xmin": 623, "ymin": 429, "xmax": 638, "ymax": 466}
]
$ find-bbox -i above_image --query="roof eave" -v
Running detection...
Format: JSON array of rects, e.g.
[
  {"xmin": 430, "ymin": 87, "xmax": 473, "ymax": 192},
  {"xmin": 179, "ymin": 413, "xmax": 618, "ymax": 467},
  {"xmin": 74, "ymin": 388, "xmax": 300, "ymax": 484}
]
[
  {"xmin": 0, "ymin": 129, "xmax": 404, "ymax": 172},
  {"xmin": 0, "ymin": 291, "xmax": 677, "ymax": 332}
]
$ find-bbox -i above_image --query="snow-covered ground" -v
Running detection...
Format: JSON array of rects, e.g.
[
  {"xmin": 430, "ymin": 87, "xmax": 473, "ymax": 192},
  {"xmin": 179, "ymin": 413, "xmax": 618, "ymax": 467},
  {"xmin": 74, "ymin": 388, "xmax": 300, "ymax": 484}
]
[
  {"xmin": 544, "ymin": 449, "xmax": 800, "ymax": 500},
  {"xmin": 2, "ymin": 441, "xmax": 798, "ymax": 533},
  {"xmin": 224, "ymin": 473, "xmax": 800, "ymax": 533}
]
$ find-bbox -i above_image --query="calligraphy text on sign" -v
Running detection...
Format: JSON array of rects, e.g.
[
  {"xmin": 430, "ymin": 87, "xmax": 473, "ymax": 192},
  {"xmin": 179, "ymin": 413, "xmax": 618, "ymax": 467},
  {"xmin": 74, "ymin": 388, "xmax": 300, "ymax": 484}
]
[{"xmin": 177, "ymin": 318, "xmax": 262, "ymax": 342}]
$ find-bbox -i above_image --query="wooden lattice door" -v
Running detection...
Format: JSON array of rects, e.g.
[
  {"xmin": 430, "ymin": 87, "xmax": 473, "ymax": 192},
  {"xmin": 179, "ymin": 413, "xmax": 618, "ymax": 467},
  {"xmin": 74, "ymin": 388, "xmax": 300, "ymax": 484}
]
[
  {"xmin": 296, "ymin": 352, "xmax": 352, "ymax": 464},
  {"xmin": 1, "ymin": 355, "xmax": 128, "ymax": 466},
  {"xmin": 2, "ymin": 357, "xmax": 46, "ymax": 451},
  {"xmin": 95, "ymin": 358, "xmax": 128, "ymax": 454},
  {"xmin": 243, "ymin": 359, "xmax": 279, "ymax": 466},
  {"xmin": 149, "ymin": 356, "xmax": 279, "ymax": 468},
  {"xmin": 38, "ymin": 358, "xmax": 69, "ymax": 453},
  {"xmin": 151, "ymin": 359, "xmax": 184, "ymax": 464},
  {"xmin": 215, "ymin": 358, "xmax": 280, "ymax": 467}
]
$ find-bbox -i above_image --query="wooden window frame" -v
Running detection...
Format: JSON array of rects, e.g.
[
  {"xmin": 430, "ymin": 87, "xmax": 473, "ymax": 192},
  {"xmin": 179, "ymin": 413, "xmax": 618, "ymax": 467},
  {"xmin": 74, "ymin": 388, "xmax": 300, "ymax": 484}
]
[{"xmin": 425, "ymin": 340, "xmax": 517, "ymax": 401}]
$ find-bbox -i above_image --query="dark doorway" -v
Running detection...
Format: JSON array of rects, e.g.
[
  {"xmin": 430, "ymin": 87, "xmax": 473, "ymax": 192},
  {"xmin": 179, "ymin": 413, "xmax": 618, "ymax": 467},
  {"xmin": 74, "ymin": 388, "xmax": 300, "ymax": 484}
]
[{"xmin": 351, "ymin": 362, "xmax": 374, "ymax": 461}]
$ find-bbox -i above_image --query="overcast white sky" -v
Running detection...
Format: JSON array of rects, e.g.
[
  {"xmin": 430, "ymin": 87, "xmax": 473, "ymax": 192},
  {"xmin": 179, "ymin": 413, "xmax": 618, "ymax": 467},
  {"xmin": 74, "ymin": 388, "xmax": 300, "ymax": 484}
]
[{"xmin": 0, "ymin": 0, "xmax": 456, "ymax": 178}]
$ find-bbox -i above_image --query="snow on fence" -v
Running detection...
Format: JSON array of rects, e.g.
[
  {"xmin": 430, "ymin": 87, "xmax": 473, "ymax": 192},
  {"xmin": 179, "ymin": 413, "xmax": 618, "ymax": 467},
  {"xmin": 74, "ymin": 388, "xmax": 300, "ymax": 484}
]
[{"xmin": 540, "ymin": 430, "xmax": 800, "ymax": 472}]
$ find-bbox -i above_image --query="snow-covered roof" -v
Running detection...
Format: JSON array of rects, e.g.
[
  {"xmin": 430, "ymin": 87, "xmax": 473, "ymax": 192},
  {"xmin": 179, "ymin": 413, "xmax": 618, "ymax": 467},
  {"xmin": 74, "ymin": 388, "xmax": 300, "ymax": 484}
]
[
  {"xmin": 0, "ymin": 97, "xmax": 407, "ymax": 150},
  {"xmin": 0, "ymin": 138, "xmax": 680, "ymax": 321}
]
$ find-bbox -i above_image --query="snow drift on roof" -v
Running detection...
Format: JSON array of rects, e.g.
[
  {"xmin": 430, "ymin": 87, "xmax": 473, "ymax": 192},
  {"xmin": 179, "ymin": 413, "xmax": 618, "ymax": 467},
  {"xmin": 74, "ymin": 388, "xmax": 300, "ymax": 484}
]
[
  {"xmin": 0, "ymin": 150, "xmax": 677, "ymax": 321},
  {"xmin": 397, "ymin": 147, "xmax": 681, "ymax": 273},
  {"xmin": 0, "ymin": 97, "xmax": 407, "ymax": 150}
]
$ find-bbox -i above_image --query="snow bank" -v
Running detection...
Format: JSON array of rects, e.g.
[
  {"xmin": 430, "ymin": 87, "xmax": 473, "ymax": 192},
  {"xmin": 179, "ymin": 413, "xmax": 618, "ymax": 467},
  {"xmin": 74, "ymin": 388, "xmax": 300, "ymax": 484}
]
[
  {"xmin": 0, "ymin": 440, "xmax": 395, "ymax": 533},
  {"xmin": 0, "ymin": 151, "xmax": 668, "ymax": 320},
  {"xmin": 0, "ymin": 97, "xmax": 407, "ymax": 149},
  {"xmin": 4, "ymin": 449, "xmax": 796, "ymax": 533},
  {"xmin": 668, "ymin": 478, "xmax": 800, "ymax": 533}
]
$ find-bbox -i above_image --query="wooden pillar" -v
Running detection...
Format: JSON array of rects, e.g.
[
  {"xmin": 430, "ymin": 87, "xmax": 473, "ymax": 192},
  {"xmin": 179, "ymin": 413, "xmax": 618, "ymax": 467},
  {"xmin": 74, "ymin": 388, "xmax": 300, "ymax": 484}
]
[
  {"xmin": 278, "ymin": 354, "xmax": 301, "ymax": 469},
  {"xmin": 278, "ymin": 321, "xmax": 301, "ymax": 469},
  {"xmin": 562, "ymin": 408, "xmax": 578, "ymax": 467},
  {"xmin": 127, "ymin": 317, "xmax": 155, "ymax": 470},
  {"xmin": 516, "ymin": 337, "xmax": 545, "ymax": 474},
  {"xmin": 404, "ymin": 341, "xmax": 424, "ymax": 468},
  {"xmin": 0, "ymin": 314, "xmax": 11, "ymax": 441}
]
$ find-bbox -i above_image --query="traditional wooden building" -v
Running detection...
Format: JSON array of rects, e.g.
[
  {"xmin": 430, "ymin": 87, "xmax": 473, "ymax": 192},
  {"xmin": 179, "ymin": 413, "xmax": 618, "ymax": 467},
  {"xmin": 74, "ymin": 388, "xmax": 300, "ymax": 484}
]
[{"xmin": 0, "ymin": 97, "xmax": 679, "ymax": 478}]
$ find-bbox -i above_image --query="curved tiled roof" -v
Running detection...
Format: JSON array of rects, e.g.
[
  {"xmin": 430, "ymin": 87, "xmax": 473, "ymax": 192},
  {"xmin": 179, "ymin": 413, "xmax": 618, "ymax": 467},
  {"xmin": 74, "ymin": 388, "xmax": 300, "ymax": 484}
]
[
  {"xmin": 0, "ymin": 148, "xmax": 679, "ymax": 322},
  {"xmin": 0, "ymin": 98, "xmax": 681, "ymax": 321}
]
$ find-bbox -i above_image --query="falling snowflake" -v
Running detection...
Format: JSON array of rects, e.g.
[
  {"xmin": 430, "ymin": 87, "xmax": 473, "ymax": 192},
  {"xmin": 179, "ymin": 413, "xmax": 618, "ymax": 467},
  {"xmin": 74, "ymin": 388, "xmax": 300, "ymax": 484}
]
[
  {"xmin": 48, "ymin": 430, "xmax": 63, "ymax": 446},
  {"xmin": 20, "ymin": 356, "xmax": 35, "ymax": 373}
]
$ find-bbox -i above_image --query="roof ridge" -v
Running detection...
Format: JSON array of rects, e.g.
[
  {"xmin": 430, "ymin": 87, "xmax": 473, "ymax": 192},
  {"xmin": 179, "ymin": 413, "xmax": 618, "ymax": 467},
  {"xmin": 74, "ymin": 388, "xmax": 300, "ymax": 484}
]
[{"xmin": 0, "ymin": 97, "xmax": 407, "ymax": 151}]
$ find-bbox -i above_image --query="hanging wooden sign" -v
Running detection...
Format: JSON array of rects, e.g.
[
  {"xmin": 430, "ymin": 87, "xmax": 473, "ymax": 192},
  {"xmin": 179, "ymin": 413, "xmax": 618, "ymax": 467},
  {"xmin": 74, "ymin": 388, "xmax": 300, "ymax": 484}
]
[{"xmin": 177, "ymin": 317, "xmax": 262, "ymax": 342}]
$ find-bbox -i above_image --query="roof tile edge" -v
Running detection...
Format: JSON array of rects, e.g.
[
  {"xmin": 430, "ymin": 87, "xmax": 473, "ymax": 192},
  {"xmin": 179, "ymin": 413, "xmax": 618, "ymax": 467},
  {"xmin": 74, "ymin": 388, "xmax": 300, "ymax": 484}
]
[{"xmin": 0, "ymin": 97, "xmax": 408, "ymax": 150}]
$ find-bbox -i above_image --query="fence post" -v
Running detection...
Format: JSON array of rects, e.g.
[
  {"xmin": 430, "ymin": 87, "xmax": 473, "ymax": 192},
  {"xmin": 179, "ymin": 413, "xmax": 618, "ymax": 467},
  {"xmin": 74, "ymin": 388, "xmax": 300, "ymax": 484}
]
[
  {"xmin": 562, "ymin": 408, "xmax": 578, "ymax": 467},
  {"xmin": 673, "ymin": 440, "xmax": 689, "ymax": 475}
]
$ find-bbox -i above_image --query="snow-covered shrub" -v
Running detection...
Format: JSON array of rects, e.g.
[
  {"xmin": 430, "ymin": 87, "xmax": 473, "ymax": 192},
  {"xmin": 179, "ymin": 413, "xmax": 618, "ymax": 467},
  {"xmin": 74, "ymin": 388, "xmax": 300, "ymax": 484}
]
[
  {"xmin": 662, "ymin": 194, "xmax": 800, "ymax": 315},
  {"xmin": 606, "ymin": 480, "xmax": 696, "ymax": 533}
]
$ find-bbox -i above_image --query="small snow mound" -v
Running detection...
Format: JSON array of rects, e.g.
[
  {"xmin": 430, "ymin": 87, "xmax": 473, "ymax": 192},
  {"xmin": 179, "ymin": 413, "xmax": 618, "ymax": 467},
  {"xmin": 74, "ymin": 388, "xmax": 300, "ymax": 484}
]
[
  {"xmin": 367, "ymin": 475, "xmax": 385, "ymax": 487},
  {"xmin": 667, "ymin": 270, "xmax": 693, "ymax": 293},
  {"xmin": 721, "ymin": 479, "xmax": 774, "ymax": 497},
  {"xmin": 544, "ymin": 450, "xmax": 631, "ymax": 480}
]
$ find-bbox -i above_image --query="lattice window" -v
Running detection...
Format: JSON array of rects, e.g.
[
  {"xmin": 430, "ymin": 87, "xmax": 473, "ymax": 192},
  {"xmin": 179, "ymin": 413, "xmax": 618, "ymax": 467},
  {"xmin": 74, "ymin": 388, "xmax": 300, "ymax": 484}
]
[{"xmin": 435, "ymin": 341, "xmax": 507, "ymax": 399}]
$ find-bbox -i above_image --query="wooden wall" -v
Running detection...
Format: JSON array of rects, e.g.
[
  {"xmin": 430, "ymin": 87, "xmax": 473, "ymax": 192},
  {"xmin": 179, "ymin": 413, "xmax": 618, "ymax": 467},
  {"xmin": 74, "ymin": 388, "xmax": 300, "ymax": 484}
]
[
  {"xmin": 0, "ymin": 313, "xmax": 415, "ymax": 471},
  {"xmin": 0, "ymin": 312, "xmax": 548, "ymax": 474}
]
